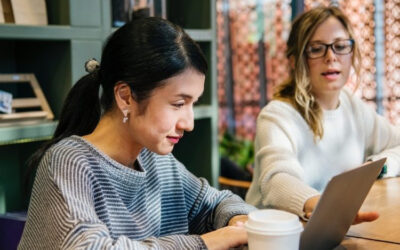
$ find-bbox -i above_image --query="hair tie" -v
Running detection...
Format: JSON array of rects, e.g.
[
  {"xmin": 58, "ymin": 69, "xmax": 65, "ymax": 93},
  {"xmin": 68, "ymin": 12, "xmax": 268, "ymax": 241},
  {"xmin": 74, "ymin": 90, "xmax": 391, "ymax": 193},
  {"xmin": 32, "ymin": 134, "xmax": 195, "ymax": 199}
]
[{"xmin": 85, "ymin": 58, "xmax": 100, "ymax": 73}]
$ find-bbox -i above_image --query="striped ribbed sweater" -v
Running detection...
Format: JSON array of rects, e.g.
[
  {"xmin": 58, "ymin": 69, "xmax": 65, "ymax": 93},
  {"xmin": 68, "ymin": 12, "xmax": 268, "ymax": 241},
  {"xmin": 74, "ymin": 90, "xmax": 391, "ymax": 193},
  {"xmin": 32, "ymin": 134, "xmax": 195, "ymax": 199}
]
[{"xmin": 19, "ymin": 136, "xmax": 255, "ymax": 249}]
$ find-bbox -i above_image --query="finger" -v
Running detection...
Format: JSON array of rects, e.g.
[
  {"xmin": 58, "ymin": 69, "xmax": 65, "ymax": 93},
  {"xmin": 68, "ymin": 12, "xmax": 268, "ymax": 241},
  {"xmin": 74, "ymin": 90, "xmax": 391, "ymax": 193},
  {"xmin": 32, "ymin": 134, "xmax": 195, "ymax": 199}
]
[
  {"xmin": 234, "ymin": 221, "xmax": 245, "ymax": 227},
  {"xmin": 353, "ymin": 211, "xmax": 379, "ymax": 224}
]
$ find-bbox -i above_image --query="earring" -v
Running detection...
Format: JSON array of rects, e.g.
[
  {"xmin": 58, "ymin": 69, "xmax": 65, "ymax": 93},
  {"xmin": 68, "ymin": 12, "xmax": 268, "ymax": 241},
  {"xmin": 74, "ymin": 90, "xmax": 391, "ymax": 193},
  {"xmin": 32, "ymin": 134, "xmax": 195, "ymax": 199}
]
[{"xmin": 122, "ymin": 109, "xmax": 129, "ymax": 123}]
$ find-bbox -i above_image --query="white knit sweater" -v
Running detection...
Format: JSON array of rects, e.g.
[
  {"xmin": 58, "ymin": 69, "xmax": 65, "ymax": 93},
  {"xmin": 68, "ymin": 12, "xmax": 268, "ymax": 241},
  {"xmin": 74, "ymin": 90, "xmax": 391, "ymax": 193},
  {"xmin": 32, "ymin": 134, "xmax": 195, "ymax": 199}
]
[{"xmin": 246, "ymin": 88, "xmax": 400, "ymax": 217}]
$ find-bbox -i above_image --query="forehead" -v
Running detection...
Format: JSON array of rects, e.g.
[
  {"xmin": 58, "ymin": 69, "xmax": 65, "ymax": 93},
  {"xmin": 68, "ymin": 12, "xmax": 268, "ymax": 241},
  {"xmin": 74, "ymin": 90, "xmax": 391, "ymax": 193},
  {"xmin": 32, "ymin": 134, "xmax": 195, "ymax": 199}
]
[
  {"xmin": 310, "ymin": 16, "xmax": 349, "ymax": 42},
  {"xmin": 152, "ymin": 68, "xmax": 205, "ymax": 97}
]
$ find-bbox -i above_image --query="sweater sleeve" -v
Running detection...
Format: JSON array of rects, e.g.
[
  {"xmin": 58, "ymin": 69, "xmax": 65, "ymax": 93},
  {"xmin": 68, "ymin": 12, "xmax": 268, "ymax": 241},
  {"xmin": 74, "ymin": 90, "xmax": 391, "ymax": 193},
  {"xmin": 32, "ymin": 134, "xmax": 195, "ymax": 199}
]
[
  {"xmin": 19, "ymin": 149, "xmax": 207, "ymax": 250},
  {"xmin": 176, "ymin": 161, "xmax": 256, "ymax": 234},
  {"xmin": 248, "ymin": 104, "xmax": 319, "ymax": 216},
  {"xmin": 358, "ymin": 97, "xmax": 400, "ymax": 177}
]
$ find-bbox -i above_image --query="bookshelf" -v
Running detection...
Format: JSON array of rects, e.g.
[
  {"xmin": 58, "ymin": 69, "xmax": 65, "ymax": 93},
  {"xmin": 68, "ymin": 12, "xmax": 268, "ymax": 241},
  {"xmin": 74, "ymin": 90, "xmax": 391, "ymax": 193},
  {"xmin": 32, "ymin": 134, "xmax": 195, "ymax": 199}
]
[{"xmin": 0, "ymin": 0, "xmax": 218, "ymax": 212}]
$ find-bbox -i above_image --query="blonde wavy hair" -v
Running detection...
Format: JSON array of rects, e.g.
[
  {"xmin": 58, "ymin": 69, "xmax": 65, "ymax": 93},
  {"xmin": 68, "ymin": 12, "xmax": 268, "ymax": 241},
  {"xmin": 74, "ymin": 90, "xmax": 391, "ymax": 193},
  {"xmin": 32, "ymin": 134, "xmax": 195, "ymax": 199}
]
[{"xmin": 274, "ymin": 6, "xmax": 361, "ymax": 140}]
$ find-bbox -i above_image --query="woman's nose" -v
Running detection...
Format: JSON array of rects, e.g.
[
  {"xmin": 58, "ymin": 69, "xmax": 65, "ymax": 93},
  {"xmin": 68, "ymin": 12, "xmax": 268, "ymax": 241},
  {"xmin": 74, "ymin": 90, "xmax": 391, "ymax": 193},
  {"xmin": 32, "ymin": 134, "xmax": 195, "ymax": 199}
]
[
  {"xmin": 177, "ymin": 108, "xmax": 194, "ymax": 132},
  {"xmin": 324, "ymin": 46, "xmax": 337, "ymax": 62}
]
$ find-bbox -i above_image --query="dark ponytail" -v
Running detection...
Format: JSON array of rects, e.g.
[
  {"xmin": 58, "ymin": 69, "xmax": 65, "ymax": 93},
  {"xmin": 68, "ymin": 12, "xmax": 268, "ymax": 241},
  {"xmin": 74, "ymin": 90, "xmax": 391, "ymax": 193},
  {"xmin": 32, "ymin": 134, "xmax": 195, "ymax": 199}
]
[
  {"xmin": 26, "ymin": 71, "xmax": 101, "ymax": 178},
  {"xmin": 26, "ymin": 16, "xmax": 207, "ymax": 177}
]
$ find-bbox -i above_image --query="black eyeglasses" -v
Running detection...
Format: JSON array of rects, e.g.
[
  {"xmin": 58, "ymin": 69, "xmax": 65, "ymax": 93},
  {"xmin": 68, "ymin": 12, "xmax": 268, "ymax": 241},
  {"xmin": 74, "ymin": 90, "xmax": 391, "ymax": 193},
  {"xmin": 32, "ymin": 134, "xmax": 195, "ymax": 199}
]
[{"xmin": 305, "ymin": 39, "xmax": 354, "ymax": 59}]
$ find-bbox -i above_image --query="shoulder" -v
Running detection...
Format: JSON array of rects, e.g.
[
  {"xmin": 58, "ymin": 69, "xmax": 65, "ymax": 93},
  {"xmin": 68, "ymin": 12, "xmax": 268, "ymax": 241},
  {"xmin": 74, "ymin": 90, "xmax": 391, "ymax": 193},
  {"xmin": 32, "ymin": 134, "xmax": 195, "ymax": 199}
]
[
  {"xmin": 340, "ymin": 88, "xmax": 376, "ymax": 119},
  {"xmin": 42, "ymin": 136, "xmax": 96, "ymax": 177},
  {"xmin": 259, "ymin": 100, "xmax": 304, "ymax": 123},
  {"xmin": 257, "ymin": 100, "xmax": 309, "ymax": 132}
]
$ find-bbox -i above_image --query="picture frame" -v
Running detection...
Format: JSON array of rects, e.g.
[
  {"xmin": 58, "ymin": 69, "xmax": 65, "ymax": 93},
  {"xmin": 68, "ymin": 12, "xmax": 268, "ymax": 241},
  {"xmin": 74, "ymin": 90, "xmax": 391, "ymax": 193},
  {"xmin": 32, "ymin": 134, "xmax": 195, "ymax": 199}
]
[{"xmin": 0, "ymin": 74, "xmax": 53, "ymax": 125}]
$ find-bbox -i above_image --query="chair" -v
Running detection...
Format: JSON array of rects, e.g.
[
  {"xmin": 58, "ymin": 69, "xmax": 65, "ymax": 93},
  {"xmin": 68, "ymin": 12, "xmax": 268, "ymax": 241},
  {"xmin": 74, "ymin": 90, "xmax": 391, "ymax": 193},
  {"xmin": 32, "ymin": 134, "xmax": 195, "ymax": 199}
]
[{"xmin": 218, "ymin": 176, "xmax": 251, "ymax": 200}]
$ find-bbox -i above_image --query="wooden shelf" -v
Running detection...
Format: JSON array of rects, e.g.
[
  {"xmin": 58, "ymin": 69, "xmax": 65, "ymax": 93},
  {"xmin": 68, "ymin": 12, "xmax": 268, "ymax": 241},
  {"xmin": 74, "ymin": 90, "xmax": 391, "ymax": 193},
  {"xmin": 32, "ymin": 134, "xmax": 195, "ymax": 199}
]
[
  {"xmin": 0, "ymin": 121, "xmax": 57, "ymax": 145},
  {"xmin": 0, "ymin": 104, "xmax": 214, "ymax": 146},
  {"xmin": 0, "ymin": 24, "xmax": 101, "ymax": 40}
]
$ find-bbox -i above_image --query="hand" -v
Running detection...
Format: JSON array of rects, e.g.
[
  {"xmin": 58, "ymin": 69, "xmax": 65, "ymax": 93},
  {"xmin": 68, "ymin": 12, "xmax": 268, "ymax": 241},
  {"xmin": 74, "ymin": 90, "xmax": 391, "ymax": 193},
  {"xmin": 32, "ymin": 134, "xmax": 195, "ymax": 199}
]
[
  {"xmin": 200, "ymin": 225, "xmax": 247, "ymax": 250},
  {"xmin": 228, "ymin": 215, "xmax": 248, "ymax": 226},
  {"xmin": 304, "ymin": 195, "xmax": 320, "ymax": 219},
  {"xmin": 304, "ymin": 196, "xmax": 379, "ymax": 225}
]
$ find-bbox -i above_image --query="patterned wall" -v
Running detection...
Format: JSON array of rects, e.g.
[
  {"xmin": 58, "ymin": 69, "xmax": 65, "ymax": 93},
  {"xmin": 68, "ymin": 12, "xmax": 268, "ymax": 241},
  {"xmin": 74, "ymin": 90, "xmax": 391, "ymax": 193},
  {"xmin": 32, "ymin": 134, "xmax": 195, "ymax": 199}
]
[
  {"xmin": 217, "ymin": 0, "xmax": 291, "ymax": 140},
  {"xmin": 218, "ymin": 0, "xmax": 400, "ymax": 140},
  {"xmin": 384, "ymin": 0, "xmax": 400, "ymax": 124}
]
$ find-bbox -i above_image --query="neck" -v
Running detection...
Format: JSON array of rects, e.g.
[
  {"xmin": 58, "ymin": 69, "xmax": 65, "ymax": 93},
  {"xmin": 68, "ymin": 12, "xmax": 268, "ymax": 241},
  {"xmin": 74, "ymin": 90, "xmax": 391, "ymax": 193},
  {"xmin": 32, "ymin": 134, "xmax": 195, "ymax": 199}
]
[
  {"xmin": 83, "ymin": 113, "xmax": 142, "ymax": 168},
  {"xmin": 313, "ymin": 91, "xmax": 340, "ymax": 110}
]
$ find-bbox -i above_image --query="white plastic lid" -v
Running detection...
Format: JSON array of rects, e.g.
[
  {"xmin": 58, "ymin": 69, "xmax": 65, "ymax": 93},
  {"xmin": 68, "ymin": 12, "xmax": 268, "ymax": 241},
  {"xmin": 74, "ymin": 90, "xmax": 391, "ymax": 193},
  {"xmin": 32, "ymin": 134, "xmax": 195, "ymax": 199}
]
[{"xmin": 245, "ymin": 209, "xmax": 303, "ymax": 235}]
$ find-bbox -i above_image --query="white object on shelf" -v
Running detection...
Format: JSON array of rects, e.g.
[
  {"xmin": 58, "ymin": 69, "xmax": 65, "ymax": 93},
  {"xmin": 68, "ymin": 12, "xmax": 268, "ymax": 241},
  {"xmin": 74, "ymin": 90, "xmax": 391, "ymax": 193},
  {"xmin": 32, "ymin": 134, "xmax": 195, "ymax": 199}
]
[
  {"xmin": 11, "ymin": 0, "xmax": 47, "ymax": 25},
  {"xmin": 0, "ymin": 90, "xmax": 12, "ymax": 114}
]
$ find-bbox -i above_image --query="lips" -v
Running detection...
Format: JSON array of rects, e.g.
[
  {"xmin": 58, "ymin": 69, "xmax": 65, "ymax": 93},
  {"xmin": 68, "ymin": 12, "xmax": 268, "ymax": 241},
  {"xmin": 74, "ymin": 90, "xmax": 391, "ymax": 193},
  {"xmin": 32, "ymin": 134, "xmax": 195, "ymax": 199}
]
[
  {"xmin": 167, "ymin": 135, "xmax": 182, "ymax": 144},
  {"xmin": 321, "ymin": 69, "xmax": 340, "ymax": 76},
  {"xmin": 321, "ymin": 69, "xmax": 341, "ymax": 81}
]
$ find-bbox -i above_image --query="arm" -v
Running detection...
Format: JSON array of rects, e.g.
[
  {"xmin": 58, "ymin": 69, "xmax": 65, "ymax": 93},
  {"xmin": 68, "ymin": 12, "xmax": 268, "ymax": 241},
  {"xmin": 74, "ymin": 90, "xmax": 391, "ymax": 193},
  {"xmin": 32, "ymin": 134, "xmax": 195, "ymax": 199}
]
[
  {"xmin": 360, "ymin": 98, "xmax": 400, "ymax": 177},
  {"xmin": 251, "ymin": 105, "xmax": 319, "ymax": 217},
  {"xmin": 20, "ymin": 149, "xmax": 206, "ymax": 250},
  {"xmin": 177, "ymin": 161, "xmax": 255, "ymax": 233}
]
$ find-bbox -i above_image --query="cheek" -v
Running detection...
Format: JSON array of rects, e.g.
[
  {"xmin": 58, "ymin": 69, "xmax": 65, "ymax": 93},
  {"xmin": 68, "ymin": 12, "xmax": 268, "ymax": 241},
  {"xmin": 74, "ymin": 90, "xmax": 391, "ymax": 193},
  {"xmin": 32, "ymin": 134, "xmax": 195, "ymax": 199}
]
[
  {"xmin": 307, "ymin": 61, "xmax": 320, "ymax": 79},
  {"xmin": 151, "ymin": 111, "xmax": 176, "ymax": 133},
  {"xmin": 342, "ymin": 57, "xmax": 352, "ymax": 73}
]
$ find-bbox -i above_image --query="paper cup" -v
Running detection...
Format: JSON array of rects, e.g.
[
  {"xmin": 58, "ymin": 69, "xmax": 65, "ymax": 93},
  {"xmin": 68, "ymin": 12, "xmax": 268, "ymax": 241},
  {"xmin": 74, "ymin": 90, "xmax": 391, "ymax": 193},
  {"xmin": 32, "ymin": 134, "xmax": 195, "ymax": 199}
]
[{"xmin": 245, "ymin": 209, "xmax": 303, "ymax": 250}]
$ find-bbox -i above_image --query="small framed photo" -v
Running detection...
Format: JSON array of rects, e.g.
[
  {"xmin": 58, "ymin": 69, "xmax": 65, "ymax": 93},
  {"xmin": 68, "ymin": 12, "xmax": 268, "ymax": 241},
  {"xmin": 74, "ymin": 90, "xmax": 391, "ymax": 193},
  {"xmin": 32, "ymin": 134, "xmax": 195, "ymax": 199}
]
[
  {"xmin": 112, "ymin": 0, "xmax": 166, "ymax": 27},
  {"xmin": 0, "ymin": 90, "xmax": 12, "ymax": 114}
]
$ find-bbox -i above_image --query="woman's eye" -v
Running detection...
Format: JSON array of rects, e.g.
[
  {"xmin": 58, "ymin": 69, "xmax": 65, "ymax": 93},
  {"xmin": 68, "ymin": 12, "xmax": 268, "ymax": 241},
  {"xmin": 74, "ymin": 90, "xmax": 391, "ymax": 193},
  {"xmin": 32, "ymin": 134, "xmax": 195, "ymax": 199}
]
[
  {"xmin": 334, "ymin": 44, "xmax": 347, "ymax": 51},
  {"xmin": 309, "ymin": 45, "xmax": 323, "ymax": 53},
  {"xmin": 173, "ymin": 103, "xmax": 185, "ymax": 108}
]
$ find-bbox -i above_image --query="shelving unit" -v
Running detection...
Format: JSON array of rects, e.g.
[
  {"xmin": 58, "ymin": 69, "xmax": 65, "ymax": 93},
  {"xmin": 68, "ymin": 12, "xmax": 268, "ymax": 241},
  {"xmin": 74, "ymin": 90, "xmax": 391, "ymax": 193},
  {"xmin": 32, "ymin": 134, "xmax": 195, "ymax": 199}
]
[{"xmin": 0, "ymin": 0, "xmax": 218, "ymax": 212}]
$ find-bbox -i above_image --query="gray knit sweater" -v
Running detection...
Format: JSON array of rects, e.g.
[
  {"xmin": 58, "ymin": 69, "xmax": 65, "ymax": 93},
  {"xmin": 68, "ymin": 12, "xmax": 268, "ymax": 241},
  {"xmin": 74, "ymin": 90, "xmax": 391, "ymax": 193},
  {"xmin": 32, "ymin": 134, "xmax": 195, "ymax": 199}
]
[{"xmin": 18, "ymin": 136, "xmax": 254, "ymax": 249}]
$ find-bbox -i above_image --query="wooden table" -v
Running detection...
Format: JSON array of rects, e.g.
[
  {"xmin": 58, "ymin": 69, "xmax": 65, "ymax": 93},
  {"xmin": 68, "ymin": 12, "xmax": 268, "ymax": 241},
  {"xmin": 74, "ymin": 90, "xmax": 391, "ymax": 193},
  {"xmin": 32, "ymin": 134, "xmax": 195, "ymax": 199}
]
[
  {"xmin": 239, "ymin": 178, "xmax": 400, "ymax": 249},
  {"xmin": 338, "ymin": 237, "xmax": 400, "ymax": 250},
  {"xmin": 343, "ymin": 177, "xmax": 400, "ymax": 249}
]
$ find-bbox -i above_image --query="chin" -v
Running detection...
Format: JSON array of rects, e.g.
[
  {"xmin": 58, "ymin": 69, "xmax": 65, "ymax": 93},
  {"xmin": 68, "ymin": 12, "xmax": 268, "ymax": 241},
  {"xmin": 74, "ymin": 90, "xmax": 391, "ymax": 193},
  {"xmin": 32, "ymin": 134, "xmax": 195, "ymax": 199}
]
[{"xmin": 153, "ymin": 147, "xmax": 174, "ymax": 155}]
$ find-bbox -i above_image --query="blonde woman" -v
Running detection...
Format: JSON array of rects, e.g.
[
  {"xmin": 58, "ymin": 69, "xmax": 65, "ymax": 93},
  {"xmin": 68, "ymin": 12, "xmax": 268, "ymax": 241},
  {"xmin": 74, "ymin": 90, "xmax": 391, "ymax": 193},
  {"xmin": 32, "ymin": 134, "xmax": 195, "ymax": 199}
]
[{"xmin": 246, "ymin": 6, "xmax": 400, "ymax": 222}]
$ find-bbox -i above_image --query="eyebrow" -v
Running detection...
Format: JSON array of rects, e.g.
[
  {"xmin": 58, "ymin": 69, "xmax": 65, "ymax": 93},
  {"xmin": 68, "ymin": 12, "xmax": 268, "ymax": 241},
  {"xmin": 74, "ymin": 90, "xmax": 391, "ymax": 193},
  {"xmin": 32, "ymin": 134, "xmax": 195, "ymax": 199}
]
[
  {"xmin": 174, "ymin": 93, "xmax": 203, "ymax": 103},
  {"xmin": 308, "ymin": 38, "xmax": 350, "ymax": 44},
  {"xmin": 175, "ymin": 94, "xmax": 193, "ymax": 100}
]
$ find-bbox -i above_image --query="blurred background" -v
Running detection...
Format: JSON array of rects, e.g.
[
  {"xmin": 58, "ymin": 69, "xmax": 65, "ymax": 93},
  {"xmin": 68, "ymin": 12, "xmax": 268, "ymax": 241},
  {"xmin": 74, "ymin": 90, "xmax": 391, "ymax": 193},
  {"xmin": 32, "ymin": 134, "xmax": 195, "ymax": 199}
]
[{"xmin": 217, "ymin": 0, "xmax": 400, "ymax": 188}]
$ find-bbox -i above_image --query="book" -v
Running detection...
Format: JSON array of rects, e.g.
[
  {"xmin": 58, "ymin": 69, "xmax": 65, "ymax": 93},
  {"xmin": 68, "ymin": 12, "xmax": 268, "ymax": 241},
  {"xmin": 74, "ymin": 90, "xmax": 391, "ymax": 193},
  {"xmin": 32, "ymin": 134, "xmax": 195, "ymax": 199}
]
[
  {"xmin": 0, "ymin": 1, "xmax": 5, "ymax": 23},
  {"xmin": 1, "ymin": 0, "xmax": 14, "ymax": 23},
  {"xmin": 11, "ymin": 0, "xmax": 47, "ymax": 25}
]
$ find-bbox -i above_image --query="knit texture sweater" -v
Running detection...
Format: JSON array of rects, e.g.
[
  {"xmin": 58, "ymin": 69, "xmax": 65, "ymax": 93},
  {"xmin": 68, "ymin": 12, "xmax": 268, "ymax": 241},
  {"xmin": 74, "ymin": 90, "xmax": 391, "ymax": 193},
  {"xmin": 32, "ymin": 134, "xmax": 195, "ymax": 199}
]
[
  {"xmin": 246, "ymin": 88, "xmax": 400, "ymax": 217},
  {"xmin": 19, "ymin": 136, "xmax": 255, "ymax": 249}
]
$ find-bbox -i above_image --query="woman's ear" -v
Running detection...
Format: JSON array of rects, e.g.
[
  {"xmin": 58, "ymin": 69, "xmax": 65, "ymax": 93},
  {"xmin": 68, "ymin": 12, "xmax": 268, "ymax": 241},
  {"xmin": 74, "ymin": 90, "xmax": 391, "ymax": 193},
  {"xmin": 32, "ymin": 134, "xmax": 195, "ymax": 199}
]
[{"xmin": 114, "ymin": 82, "xmax": 134, "ymax": 112}]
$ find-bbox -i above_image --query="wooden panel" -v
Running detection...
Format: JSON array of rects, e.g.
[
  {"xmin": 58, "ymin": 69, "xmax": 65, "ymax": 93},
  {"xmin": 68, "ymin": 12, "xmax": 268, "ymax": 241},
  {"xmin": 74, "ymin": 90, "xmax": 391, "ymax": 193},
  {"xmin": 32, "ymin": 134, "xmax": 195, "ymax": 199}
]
[
  {"xmin": 11, "ymin": 0, "xmax": 48, "ymax": 25},
  {"xmin": 0, "ymin": 1, "xmax": 4, "ymax": 23},
  {"xmin": 12, "ymin": 98, "xmax": 40, "ymax": 108},
  {"xmin": 347, "ymin": 178, "xmax": 400, "ymax": 244}
]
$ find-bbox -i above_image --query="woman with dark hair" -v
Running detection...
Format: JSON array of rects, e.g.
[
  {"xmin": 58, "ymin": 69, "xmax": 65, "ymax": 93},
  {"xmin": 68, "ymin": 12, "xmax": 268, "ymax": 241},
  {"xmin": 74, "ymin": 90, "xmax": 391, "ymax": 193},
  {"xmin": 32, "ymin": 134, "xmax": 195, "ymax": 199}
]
[
  {"xmin": 19, "ymin": 17, "xmax": 254, "ymax": 249},
  {"xmin": 246, "ymin": 6, "xmax": 400, "ymax": 222}
]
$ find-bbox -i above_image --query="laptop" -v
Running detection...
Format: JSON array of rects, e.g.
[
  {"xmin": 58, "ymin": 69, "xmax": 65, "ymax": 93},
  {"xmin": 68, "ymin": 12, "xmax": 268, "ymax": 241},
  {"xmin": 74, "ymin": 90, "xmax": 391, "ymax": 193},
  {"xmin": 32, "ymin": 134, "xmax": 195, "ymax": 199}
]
[{"xmin": 299, "ymin": 158, "xmax": 386, "ymax": 250}]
